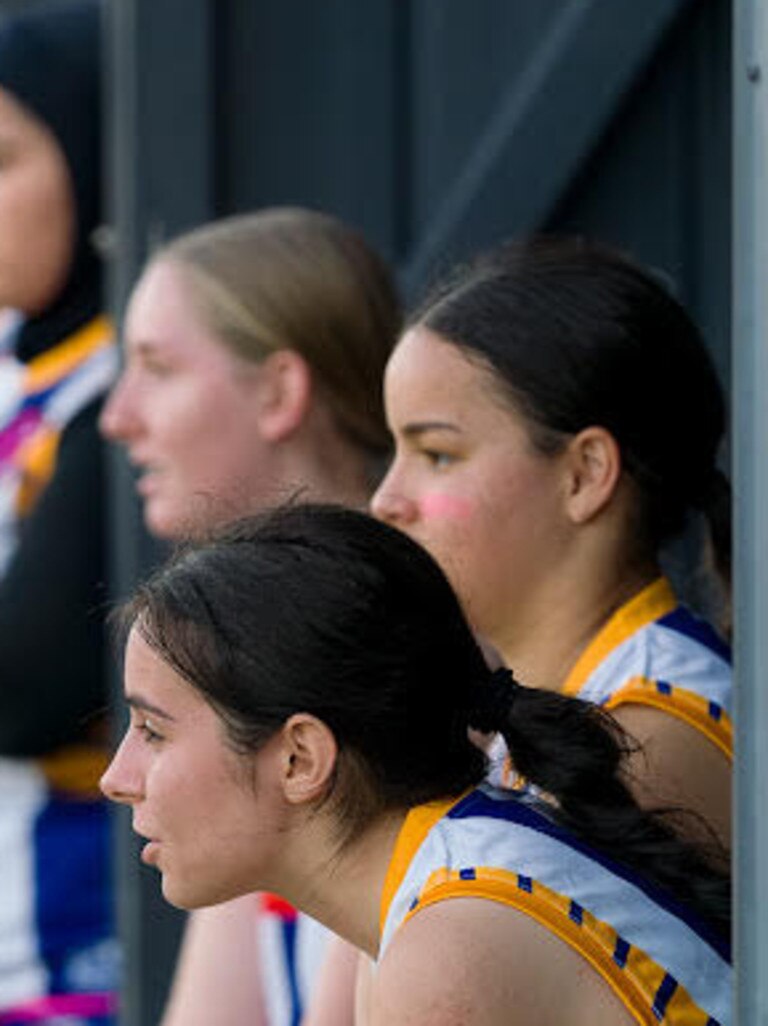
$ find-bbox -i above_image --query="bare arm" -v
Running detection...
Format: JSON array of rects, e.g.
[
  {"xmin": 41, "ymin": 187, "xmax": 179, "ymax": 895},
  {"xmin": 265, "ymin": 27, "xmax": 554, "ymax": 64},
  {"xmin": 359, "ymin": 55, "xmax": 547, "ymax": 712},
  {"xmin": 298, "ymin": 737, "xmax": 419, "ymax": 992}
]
[
  {"xmin": 369, "ymin": 899, "xmax": 634, "ymax": 1026},
  {"xmin": 612, "ymin": 704, "xmax": 731, "ymax": 851},
  {"xmin": 299, "ymin": 935, "xmax": 358, "ymax": 1026},
  {"xmin": 161, "ymin": 897, "xmax": 267, "ymax": 1026}
]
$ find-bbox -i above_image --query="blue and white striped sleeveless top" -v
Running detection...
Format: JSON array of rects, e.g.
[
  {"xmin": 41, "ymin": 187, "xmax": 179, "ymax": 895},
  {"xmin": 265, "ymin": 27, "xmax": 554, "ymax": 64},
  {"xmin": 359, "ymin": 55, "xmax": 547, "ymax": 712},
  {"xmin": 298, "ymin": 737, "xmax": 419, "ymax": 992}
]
[
  {"xmin": 379, "ymin": 786, "xmax": 730, "ymax": 1026},
  {"xmin": 562, "ymin": 578, "xmax": 731, "ymax": 759}
]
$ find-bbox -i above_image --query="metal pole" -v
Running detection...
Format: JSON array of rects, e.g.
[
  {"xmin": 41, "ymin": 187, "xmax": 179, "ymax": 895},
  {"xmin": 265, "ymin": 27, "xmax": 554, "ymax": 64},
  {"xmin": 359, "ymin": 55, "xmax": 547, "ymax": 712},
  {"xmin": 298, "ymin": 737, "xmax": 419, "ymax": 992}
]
[
  {"xmin": 104, "ymin": 1, "xmax": 214, "ymax": 1023},
  {"xmin": 733, "ymin": 0, "xmax": 768, "ymax": 1022}
]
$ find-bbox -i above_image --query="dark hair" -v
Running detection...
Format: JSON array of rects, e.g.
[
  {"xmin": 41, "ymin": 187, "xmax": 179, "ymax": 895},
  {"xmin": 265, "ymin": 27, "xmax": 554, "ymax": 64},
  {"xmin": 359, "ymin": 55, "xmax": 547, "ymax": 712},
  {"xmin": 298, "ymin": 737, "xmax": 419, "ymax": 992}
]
[
  {"xmin": 414, "ymin": 237, "xmax": 730, "ymax": 580},
  {"xmin": 124, "ymin": 503, "xmax": 729, "ymax": 937}
]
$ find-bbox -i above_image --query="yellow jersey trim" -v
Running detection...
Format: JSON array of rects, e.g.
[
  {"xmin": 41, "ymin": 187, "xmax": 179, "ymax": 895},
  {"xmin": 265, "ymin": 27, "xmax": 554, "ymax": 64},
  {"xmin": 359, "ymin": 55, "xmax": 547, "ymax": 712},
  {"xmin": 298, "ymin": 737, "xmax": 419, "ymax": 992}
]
[
  {"xmin": 561, "ymin": 578, "xmax": 677, "ymax": 697},
  {"xmin": 39, "ymin": 744, "xmax": 109, "ymax": 796},
  {"xmin": 379, "ymin": 794, "xmax": 464, "ymax": 939},
  {"xmin": 605, "ymin": 676, "xmax": 733, "ymax": 760},
  {"xmin": 24, "ymin": 315, "xmax": 113, "ymax": 393},
  {"xmin": 16, "ymin": 424, "xmax": 58, "ymax": 515},
  {"xmin": 404, "ymin": 868, "xmax": 714, "ymax": 1026}
]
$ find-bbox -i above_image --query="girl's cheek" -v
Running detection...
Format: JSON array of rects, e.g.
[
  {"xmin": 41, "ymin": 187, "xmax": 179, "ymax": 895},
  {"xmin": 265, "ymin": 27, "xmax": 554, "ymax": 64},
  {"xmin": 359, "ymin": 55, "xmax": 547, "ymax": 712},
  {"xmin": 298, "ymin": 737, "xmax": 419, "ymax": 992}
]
[{"xmin": 419, "ymin": 492, "xmax": 474, "ymax": 521}]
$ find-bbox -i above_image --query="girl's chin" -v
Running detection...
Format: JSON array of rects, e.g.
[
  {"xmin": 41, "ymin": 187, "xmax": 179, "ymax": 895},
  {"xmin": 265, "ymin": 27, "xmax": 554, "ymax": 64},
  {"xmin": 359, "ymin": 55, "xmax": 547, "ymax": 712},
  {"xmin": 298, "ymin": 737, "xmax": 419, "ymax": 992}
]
[
  {"xmin": 143, "ymin": 500, "xmax": 186, "ymax": 541},
  {"xmin": 161, "ymin": 877, "xmax": 242, "ymax": 912}
]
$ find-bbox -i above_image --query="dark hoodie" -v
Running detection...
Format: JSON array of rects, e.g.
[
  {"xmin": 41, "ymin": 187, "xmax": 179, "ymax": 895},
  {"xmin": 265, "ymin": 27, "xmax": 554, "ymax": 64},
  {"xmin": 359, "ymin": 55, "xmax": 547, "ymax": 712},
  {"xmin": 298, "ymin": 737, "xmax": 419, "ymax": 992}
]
[{"xmin": 0, "ymin": 0, "xmax": 110, "ymax": 756}]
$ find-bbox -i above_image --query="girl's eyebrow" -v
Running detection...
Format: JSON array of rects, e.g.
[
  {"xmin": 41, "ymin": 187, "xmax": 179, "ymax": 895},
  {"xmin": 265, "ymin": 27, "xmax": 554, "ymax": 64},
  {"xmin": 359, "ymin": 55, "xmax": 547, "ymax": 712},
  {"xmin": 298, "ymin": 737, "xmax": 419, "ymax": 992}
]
[
  {"xmin": 401, "ymin": 421, "xmax": 462, "ymax": 438},
  {"xmin": 127, "ymin": 339, "xmax": 162, "ymax": 359},
  {"xmin": 126, "ymin": 694, "xmax": 177, "ymax": 721}
]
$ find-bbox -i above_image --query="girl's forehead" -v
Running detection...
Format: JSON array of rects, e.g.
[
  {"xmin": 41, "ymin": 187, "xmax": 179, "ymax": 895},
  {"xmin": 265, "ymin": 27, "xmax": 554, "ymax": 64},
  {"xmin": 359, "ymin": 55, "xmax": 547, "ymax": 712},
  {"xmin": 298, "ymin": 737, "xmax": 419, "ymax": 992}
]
[
  {"xmin": 385, "ymin": 326, "xmax": 522, "ymax": 432},
  {"xmin": 386, "ymin": 327, "xmax": 485, "ymax": 404},
  {"xmin": 124, "ymin": 628, "xmax": 202, "ymax": 717}
]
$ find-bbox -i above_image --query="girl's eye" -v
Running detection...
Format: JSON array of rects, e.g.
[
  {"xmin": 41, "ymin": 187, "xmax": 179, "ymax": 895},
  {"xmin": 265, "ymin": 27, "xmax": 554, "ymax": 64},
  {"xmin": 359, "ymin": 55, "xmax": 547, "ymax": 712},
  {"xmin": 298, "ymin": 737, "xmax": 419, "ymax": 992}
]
[
  {"xmin": 423, "ymin": 450, "xmax": 455, "ymax": 469},
  {"xmin": 141, "ymin": 359, "xmax": 173, "ymax": 378},
  {"xmin": 135, "ymin": 719, "xmax": 163, "ymax": 744}
]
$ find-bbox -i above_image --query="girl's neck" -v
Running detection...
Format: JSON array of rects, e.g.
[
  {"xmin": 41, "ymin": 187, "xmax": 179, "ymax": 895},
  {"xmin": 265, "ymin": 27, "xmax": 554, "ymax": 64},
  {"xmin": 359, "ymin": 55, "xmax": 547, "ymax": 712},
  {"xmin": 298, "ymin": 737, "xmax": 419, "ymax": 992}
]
[
  {"xmin": 275, "ymin": 437, "xmax": 373, "ymax": 512},
  {"xmin": 496, "ymin": 558, "xmax": 660, "ymax": 692},
  {"xmin": 279, "ymin": 395, "xmax": 379, "ymax": 511},
  {"xmin": 274, "ymin": 808, "xmax": 407, "ymax": 957}
]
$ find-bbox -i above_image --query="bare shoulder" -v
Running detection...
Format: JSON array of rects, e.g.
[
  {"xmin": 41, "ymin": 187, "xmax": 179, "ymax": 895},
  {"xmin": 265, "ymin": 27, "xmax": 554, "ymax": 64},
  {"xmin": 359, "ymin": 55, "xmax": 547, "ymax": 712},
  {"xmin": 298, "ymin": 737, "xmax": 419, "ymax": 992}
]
[
  {"xmin": 611, "ymin": 702, "xmax": 731, "ymax": 848},
  {"xmin": 369, "ymin": 898, "xmax": 634, "ymax": 1026}
]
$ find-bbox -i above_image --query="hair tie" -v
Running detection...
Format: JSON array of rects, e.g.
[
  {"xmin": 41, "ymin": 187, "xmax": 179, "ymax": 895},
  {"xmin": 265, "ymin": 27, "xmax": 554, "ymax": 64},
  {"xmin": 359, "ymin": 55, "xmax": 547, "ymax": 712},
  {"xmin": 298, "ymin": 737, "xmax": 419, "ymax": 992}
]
[{"xmin": 469, "ymin": 666, "xmax": 522, "ymax": 733}]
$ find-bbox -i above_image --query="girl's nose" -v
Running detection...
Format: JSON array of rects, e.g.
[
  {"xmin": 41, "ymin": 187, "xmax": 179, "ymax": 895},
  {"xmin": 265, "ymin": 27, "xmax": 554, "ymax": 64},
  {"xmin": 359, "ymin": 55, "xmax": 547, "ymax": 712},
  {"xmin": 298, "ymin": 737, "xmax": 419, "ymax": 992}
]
[
  {"xmin": 370, "ymin": 480, "xmax": 419, "ymax": 526},
  {"xmin": 99, "ymin": 738, "xmax": 142, "ymax": 806},
  {"xmin": 98, "ymin": 376, "xmax": 136, "ymax": 443}
]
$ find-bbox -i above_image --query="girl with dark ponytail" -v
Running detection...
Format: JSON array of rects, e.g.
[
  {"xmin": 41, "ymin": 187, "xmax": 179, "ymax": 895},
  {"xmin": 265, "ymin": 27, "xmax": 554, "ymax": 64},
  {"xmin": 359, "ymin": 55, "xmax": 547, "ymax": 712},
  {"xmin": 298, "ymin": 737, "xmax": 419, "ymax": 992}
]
[
  {"xmin": 371, "ymin": 235, "xmax": 732, "ymax": 852},
  {"xmin": 101, "ymin": 504, "xmax": 730, "ymax": 1026}
]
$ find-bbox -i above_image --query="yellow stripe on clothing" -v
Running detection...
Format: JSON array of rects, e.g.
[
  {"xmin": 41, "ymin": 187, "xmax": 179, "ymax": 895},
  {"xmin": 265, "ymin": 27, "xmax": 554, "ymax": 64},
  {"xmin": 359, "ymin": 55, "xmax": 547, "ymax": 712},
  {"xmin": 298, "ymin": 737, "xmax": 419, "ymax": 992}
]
[
  {"xmin": 15, "ymin": 424, "xmax": 59, "ymax": 515},
  {"xmin": 379, "ymin": 794, "xmax": 464, "ymax": 938},
  {"xmin": 24, "ymin": 315, "xmax": 112, "ymax": 393},
  {"xmin": 403, "ymin": 867, "xmax": 714, "ymax": 1026},
  {"xmin": 39, "ymin": 744, "xmax": 109, "ymax": 796},
  {"xmin": 562, "ymin": 578, "xmax": 677, "ymax": 697},
  {"xmin": 605, "ymin": 676, "xmax": 733, "ymax": 760}
]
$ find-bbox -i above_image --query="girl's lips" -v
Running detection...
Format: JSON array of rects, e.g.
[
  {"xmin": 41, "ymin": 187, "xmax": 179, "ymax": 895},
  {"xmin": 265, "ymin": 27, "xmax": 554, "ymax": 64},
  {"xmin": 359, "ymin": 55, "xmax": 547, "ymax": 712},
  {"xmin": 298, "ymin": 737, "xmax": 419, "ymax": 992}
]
[
  {"xmin": 141, "ymin": 839, "xmax": 161, "ymax": 866},
  {"xmin": 135, "ymin": 474, "xmax": 156, "ymax": 497}
]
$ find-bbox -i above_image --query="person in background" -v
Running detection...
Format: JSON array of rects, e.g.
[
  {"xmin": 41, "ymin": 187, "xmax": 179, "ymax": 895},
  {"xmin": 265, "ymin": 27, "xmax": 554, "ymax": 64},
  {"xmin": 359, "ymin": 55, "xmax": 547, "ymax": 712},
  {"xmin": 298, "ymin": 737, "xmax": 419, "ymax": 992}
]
[
  {"xmin": 99, "ymin": 206, "xmax": 400, "ymax": 1026},
  {"xmin": 0, "ymin": 1, "xmax": 119, "ymax": 1023},
  {"xmin": 100, "ymin": 503, "xmax": 732, "ymax": 1026}
]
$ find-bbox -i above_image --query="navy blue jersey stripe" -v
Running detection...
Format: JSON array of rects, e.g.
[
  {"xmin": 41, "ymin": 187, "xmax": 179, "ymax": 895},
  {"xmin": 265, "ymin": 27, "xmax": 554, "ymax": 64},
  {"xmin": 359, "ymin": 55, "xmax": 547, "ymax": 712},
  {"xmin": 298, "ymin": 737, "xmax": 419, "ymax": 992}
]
[
  {"xmin": 652, "ymin": 973, "xmax": 678, "ymax": 1020},
  {"xmin": 613, "ymin": 936, "xmax": 630, "ymax": 968},
  {"xmin": 447, "ymin": 788, "xmax": 731, "ymax": 961},
  {"xmin": 569, "ymin": 901, "xmax": 584, "ymax": 925},
  {"xmin": 278, "ymin": 916, "xmax": 302, "ymax": 1026},
  {"xmin": 657, "ymin": 606, "xmax": 731, "ymax": 664}
]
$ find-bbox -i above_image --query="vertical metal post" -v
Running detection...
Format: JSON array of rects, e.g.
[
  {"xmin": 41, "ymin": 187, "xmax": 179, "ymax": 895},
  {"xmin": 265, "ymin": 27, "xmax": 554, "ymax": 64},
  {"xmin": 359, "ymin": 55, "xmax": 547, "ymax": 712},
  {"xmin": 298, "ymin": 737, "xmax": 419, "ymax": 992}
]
[
  {"xmin": 104, "ymin": 1, "xmax": 214, "ymax": 1024},
  {"xmin": 733, "ymin": 1, "xmax": 768, "ymax": 1023}
]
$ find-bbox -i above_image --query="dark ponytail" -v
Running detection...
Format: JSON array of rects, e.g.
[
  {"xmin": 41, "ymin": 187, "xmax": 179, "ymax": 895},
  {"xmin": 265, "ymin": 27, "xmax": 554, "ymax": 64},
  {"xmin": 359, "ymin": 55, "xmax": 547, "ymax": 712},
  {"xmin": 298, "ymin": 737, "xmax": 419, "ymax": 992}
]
[{"xmin": 469, "ymin": 668, "xmax": 730, "ymax": 938}]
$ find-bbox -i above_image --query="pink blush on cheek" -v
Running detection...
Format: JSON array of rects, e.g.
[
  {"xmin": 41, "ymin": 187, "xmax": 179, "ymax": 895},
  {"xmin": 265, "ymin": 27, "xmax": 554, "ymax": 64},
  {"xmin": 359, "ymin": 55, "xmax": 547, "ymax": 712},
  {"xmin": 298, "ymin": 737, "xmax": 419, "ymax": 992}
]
[{"xmin": 419, "ymin": 493, "xmax": 474, "ymax": 520}]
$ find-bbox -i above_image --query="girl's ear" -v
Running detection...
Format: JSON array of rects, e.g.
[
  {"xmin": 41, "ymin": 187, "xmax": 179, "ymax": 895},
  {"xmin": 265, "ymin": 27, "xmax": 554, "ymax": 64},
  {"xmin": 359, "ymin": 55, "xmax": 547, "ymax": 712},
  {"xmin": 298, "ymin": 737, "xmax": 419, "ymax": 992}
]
[
  {"xmin": 254, "ymin": 349, "xmax": 313, "ymax": 443},
  {"xmin": 562, "ymin": 426, "xmax": 622, "ymax": 524},
  {"xmin": 279, "ymin": 713, "xmax": 338, "ymax": 805}
]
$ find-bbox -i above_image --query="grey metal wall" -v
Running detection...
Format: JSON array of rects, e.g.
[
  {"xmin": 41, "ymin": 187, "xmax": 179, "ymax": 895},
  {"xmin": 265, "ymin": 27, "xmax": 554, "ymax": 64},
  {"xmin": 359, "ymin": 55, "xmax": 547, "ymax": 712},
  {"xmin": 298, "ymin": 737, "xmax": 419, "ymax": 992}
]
[
  {"xmin": 214, "ymin": 1, "xmax": 731, "ymax": 383},
  {"xmin": 102, "ymin": 2, "xmax": 732, "ymax": 1024}
]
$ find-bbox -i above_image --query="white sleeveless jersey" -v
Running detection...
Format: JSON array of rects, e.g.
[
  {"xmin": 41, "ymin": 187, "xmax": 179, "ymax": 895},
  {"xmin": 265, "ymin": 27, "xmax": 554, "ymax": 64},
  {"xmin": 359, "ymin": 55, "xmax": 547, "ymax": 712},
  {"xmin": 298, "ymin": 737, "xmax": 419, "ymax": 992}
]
[
  {"xmin": 379, "ymin": 786, "xmax": 730, "ymax": 1026},
  {"xmin": 561, "ymin": 578, "xmax": 731, "ymax": 758}
]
